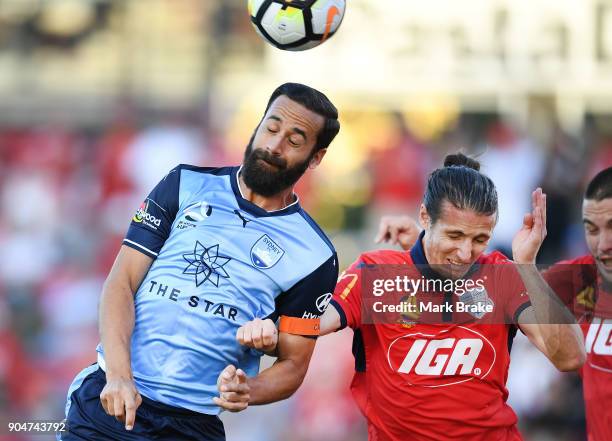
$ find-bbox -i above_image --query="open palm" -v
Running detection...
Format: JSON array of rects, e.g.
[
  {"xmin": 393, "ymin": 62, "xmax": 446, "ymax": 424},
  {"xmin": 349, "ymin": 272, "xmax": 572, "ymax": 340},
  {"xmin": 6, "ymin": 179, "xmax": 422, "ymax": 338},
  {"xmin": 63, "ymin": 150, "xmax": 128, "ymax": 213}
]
[{"xmin": 512, "ymin": 188, "xmax": 547, "ymax": 264}]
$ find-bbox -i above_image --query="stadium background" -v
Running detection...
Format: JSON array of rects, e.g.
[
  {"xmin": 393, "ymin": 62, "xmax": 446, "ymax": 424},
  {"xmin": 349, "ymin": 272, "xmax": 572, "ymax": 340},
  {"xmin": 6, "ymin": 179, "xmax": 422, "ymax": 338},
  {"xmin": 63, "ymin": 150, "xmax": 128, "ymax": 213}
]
[{"xmin": 0, "ymin": 1, "xmax": 611, "ymax": 440}]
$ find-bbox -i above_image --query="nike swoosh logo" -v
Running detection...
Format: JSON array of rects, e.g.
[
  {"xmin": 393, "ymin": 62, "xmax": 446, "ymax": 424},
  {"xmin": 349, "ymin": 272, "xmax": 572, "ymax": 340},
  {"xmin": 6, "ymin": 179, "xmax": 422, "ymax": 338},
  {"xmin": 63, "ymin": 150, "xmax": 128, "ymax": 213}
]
[{"xmin": 321, "ymin": 5, "xmax": 340, "ymax": 43}]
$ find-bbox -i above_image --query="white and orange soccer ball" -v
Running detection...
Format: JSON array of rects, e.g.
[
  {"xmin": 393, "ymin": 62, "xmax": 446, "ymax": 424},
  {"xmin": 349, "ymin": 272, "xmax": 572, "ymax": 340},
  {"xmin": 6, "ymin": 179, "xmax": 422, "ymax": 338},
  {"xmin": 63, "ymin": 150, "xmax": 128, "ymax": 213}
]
[{"xmin": 247, "ymin": 0, "xmax": 346, "ymax": 51}]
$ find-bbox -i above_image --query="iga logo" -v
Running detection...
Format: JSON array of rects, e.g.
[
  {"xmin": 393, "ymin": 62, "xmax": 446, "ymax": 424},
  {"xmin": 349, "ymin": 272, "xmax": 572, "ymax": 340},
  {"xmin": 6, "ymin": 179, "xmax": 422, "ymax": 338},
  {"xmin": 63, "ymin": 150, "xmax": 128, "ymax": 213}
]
[
  {"xmin": 585, "ymin": 318, "xmax": 612, "ymax": 372},
  {"xmin": 133, "ymin": 200, "xmax": 161, "ymax": 228},
  {"xmin": 386, "ymin": 326, "xmax": 496, "ymax": 387}
]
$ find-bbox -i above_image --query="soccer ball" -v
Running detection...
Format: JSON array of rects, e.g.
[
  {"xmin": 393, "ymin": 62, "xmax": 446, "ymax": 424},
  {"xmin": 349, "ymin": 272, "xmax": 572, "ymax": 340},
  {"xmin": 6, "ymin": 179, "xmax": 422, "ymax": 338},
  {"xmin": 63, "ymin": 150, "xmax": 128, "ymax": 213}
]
[{"xmin": 248, "ymin": 0, "xmax": 346, "ymax": 51}]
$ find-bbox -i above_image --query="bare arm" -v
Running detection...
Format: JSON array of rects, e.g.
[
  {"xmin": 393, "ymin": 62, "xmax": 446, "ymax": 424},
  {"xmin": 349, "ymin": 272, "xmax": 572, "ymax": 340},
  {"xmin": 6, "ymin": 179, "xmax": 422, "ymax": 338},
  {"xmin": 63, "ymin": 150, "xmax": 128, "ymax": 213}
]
[
  {"xmin": 518, "ymin": 305, "xmax": 584, "ymax": 372},
  {"xmin": 512, "ymin": 189, "xmax": 585, "ymax": 371},
  {"xmin": 214, "ymin": 332, "xmax": 316, "ymax": 411},
  {"xmin": 248, "ymin": 333, "xmax": 316, "ymax": 404},
  {"xmin": 320, "ymin": 305, "xmax": 342, "ymax": 336},
  {"xmin": 98, "ymin": 245, "xmax": 153, "ymax": 429}
]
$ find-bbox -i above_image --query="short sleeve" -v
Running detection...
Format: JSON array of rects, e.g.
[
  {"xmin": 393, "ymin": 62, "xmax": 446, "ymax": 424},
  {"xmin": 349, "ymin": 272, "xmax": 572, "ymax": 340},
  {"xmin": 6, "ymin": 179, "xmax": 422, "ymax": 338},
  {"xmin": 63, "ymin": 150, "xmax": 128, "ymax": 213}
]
[
  {"xmin": 479, "ymin": 255, "xmax": 532, "ymax": 324},
  {"xmin": 272, "ymin": 253, "xmax": 339, "ymax": 337},
  {"xmin": 123, "ymin": 166, "xmax": 181, "ymax": 258},
  {"xmin": 330, "ymin": 257, "xmax": 365, "ymax": 330}
]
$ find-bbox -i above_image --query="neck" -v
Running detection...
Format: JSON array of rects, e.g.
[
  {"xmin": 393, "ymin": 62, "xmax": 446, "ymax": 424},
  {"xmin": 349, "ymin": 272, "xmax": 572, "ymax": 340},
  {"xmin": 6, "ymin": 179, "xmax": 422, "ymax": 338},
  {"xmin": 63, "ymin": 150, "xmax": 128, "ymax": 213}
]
[{"xmin": 238, "ymin": 171, "xmax": 296, "ymax": 212}]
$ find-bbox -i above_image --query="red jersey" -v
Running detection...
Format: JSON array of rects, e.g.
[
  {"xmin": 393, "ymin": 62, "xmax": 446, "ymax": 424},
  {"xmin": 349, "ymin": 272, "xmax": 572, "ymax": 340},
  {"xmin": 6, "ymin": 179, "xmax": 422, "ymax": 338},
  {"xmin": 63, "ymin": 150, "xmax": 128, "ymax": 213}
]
[
  {"xmin": 543, "ymin": 255, "xmax": 612, "ymax": 441},
  {"xmin": 331, "ymin": 238, "xmax": 531, "ymax": 441}
]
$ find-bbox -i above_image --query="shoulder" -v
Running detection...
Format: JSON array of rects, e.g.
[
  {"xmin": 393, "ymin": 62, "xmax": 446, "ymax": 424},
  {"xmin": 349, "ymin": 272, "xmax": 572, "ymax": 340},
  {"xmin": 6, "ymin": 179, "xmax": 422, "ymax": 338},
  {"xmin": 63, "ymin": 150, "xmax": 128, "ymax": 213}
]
[
  {"xmin": 544, "ymin": 254, "xmax": 597, "ymax": 286},
  {"xmin": 357, "ymin": 249, "xmax": 411, "ymax": 265},
  {"xmin": 297, "ymin": 208, "xmax": 335, "ymax": 254}
]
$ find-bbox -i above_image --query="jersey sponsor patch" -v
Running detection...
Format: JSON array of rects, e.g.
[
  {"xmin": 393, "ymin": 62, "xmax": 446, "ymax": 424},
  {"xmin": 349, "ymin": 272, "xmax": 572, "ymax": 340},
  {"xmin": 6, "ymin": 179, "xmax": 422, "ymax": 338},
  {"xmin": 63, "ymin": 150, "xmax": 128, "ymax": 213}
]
[
  {"xmin": 386, "ymin": 326, "xmax": 496, "ymax": 387},
  {"xmin": 250, "ymin": 234, "xmax": 285, "ymax": 269},
  {"xmin": 133, "ymin": 199, "xmax": 162, "ymax": 229}
]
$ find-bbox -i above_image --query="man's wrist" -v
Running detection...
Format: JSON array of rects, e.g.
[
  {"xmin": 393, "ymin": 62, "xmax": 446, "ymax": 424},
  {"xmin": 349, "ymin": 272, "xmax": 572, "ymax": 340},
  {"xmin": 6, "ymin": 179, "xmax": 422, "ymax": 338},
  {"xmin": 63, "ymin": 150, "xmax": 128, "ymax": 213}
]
[{"xmin": 105, "ymin": 368, "xmax": 133, "ymax": 381}]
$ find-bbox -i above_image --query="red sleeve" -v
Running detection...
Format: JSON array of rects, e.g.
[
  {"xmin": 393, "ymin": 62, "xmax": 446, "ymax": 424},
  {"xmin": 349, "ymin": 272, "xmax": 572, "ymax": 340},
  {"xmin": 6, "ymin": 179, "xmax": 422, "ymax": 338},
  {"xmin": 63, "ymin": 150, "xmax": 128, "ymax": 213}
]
[
  {"xmin": 501, "ymin": 265, "xmax": 532, "ymax": 324},
  {"xmin": 483, "ymin": 252, "xmax": 532, "ymax": 323},
  {"xmin": 331, "ymin": 258, "xmax": 364, "ymax": 329}
]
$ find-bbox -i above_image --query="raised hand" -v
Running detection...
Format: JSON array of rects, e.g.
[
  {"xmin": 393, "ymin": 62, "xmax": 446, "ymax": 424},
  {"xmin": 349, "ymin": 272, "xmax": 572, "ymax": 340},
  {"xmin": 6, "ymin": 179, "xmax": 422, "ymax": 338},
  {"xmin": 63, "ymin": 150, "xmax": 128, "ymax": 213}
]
[
  {"xmin": 374, "ymin": 215, "xmax": 421, "ymax": 250},
  {"xmin": 512, "ymin": 188, "xmax": 547, "ymax": 264}
]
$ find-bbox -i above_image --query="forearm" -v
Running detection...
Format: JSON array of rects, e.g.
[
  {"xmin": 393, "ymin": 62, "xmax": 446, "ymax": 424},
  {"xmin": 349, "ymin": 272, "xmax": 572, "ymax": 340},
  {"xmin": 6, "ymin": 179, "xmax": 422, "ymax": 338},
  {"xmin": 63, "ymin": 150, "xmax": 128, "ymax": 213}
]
[
  {"xmin": 248, "ymin": 357, "xmax": 309, "ymax": 405},
  {"xmin": 516, "ymin": 264, "xmax": 585, "ymax": 369},
  {"xmin": 99, "ymin": 279, "xmax": 136, "ymax": 379}
]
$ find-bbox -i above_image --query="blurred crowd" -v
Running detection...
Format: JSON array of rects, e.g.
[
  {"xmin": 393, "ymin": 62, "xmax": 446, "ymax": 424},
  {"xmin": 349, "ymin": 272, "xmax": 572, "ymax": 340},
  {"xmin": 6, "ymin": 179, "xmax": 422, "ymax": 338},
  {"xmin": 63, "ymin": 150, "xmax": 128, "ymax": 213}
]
[
  {"xmin": 0, "ymin": 0, "xmax": 611, "ymax": 440},
  {"xmin": 0, "ymin": 111, "xmax": 609, "ymax": 441}
]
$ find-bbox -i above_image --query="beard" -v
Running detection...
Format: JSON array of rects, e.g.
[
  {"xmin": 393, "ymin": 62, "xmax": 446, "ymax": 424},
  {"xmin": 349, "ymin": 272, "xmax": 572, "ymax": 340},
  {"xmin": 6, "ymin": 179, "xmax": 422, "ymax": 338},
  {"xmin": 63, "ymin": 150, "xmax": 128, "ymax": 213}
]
[{"xmin": 241, "ymin": 135, "xmax": 314, "ymax": 197}]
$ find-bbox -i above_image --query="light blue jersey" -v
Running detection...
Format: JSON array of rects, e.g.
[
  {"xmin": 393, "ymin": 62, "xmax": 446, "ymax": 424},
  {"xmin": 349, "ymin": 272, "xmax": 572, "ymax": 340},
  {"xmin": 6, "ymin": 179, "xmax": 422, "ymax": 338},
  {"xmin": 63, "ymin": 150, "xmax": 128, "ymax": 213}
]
[{"xmin": 96, "ymin": 165, "xmax": 337, "ymax": 415}]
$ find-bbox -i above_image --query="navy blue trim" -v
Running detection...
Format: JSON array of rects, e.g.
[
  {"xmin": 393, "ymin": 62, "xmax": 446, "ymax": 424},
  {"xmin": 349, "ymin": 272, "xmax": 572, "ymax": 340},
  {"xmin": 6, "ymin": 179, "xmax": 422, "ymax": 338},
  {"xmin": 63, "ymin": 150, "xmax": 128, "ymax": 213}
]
[
  {"xmin": 442, "ymin": 292, "xmax": 453, "ymax": 322},
  {"xmin": 229, "ymin": 167, "xmax": 303, "ymax": 217},
  {"xmin": 330, "ymin": 299, "xmax": 347, "ymax": 330},
  {"xmin": 507, "ymin": 325, "xmax": 518, "ymax": 354},
  {"xmin": 352, "ymin": 329, "xmax": 366, "ymax": 372},
  {"xmin": 178, "ymin": 164, "xmax": 234, "ymax": 176},
  {"xmin": 513, "ymin": 300, "xmax": 532, "ymax": 325},
  {"xmin": 122, "ymin": 239, "xmax": 157, "ymax": 259},
  {"xmin": 298, "ymin": 209, "xmax": 336, "ymax": 253}
]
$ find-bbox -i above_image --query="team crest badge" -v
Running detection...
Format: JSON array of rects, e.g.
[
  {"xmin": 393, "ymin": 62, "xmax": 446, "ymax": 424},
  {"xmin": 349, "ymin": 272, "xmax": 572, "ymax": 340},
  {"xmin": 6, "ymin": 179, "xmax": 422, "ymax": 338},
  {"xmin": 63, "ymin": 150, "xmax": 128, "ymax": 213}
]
[
  {"xmin": 459, "ymin": 286, "xmax": 494, "ymax": 319},
  {"xmin": 250, "ymin": 234, "xmax": 285, "ymax": 269}
]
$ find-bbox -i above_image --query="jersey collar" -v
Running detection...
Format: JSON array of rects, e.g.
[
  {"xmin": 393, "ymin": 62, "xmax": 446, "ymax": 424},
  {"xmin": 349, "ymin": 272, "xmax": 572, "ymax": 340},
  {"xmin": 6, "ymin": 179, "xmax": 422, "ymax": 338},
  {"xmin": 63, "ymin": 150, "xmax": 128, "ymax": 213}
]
[{"xmin": 230, "ymin": 166, "xmax": 302, "ymax": 217}]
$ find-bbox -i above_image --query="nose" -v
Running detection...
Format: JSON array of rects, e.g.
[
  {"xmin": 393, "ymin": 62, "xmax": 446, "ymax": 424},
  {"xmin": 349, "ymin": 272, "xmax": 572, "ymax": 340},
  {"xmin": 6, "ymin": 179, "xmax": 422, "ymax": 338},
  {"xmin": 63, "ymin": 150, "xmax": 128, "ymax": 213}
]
[
  {"xmin": 599, "ymin": 229, "xmax": 612, "ymax": 255},
  {"xmin": 266, "ymin": 133, "xmax": 284, "ymax": 155},
  {"xmin": 456, "ymin": 240, "xmax": 473, "ymax": 263}
]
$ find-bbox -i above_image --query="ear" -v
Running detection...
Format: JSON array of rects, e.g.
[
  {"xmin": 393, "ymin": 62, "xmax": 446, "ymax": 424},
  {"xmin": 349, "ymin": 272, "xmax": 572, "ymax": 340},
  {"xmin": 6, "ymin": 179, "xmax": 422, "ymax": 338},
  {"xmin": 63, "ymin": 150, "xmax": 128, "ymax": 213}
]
[
  {"xmin": 419, "ymin": 204, "xmax": 431, "ymax": 229},
  {"xmin": 309, "ymin": 148, "xmax": 327, "ymax": 169}
]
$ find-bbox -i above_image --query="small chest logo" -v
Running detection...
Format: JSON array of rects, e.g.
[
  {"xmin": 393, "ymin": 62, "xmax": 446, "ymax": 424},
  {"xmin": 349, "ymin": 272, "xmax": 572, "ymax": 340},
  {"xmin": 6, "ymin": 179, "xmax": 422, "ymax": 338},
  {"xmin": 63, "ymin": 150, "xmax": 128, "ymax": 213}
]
[
  {"xmin": 316, "ymin": 293, "xmax": 333, "ymax": 313},
  {"xmin": 458, "ymin": 286, "xmax": 494, "ymax": 319},
  {"xmin": 250, "ymin": 234, "xmax": 285, "ymax": 269},
  {"xmin": 177, "ymin": 201, "xmax": 213, "ymax": 230}
]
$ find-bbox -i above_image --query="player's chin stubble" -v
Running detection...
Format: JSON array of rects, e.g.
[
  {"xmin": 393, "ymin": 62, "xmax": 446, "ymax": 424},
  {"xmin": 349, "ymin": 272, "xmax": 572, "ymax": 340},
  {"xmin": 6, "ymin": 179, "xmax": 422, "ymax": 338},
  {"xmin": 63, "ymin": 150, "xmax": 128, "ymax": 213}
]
[{"xmin": 241, "ymin": 138, "xmax": 313, "ymax": 197}]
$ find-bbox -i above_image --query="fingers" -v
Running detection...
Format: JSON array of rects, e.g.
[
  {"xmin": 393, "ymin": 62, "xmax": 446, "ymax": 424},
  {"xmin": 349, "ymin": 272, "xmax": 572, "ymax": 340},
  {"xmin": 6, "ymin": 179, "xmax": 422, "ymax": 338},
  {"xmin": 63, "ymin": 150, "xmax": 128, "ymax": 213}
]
[
  {"xmin": 214, "ymin": 367, "xmax": 250, "ymax": 413},
  {"xmin": 124, "ymin": 393, "xmax": 141, "ymax": 431},
  {"xmin": 113, "ymin": 398, "xmax": 126, "ymax": 424},
  {"xmin": 213, "ymin": 396, "xmax": 249, "ymax": 412},
  {"xmin": 523, "ymin": 213, "xmax": 533, "ymax": 229},
  {"xmin": 236, "ymin": 319, "xmax": 278, "ymax": 351},
  {"xmin": 250, "ymin": 319, "xmax": 263, "ymax": 348},
  {"xmin": 261, "ymin": 321, "xmax": 277, "ymax": 349},
  {"xmin": 218, "ymin": 364, "xmax": 237, "ymax": 387},
  {"xmin": 388, "ymin": 225, "xmax": 400, "ymax": 245},
  {"xmin": 100, "ymin": 382, "xmax": 141, "ymax": 431},
  {"xmin": 236, "ymin": 369, "xmax": 247, "ymax": 384},
  {"xmin": 220, "ymin": 381, "xmax": 249, "ymax": 394},
  {"xmin": 236, "ymin": 326, "xmax": 245, "ymax": 346},
  {"xmin": 242, "ymin": 322, "xmax": 253, "ymax": 348},
  {"xmin": 374, "ymin": 218, "xmax": 391, "ymax": 243}
]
